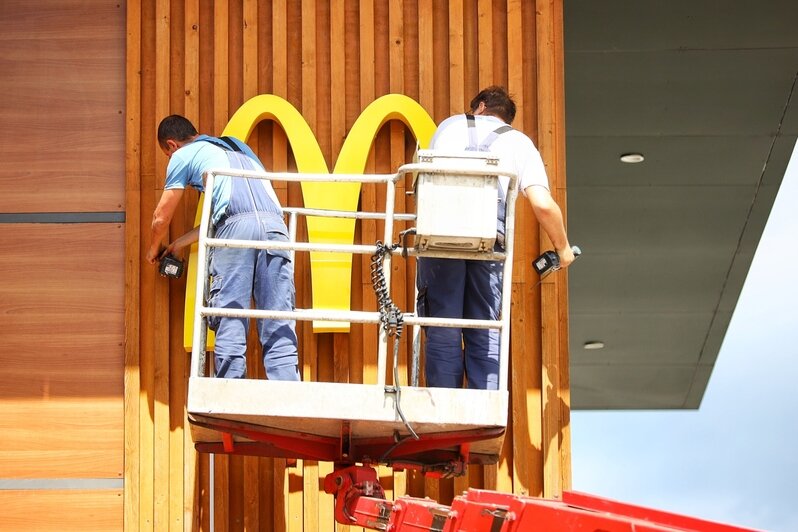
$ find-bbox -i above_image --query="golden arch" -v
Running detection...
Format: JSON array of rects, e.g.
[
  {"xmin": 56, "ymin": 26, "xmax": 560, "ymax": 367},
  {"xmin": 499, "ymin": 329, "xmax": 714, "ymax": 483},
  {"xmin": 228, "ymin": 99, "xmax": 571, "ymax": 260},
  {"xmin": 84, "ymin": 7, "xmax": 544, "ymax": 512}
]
[{"xmin": 184, "ymin": 94, "xmax": 436, "ymax": 348}]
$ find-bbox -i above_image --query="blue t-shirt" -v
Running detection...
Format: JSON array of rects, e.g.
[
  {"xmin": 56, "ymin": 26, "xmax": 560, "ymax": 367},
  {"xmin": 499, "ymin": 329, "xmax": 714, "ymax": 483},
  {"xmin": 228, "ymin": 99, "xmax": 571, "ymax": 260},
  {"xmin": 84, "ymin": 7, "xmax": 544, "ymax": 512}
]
[{"xmin": 164, "ymin": 134, "xmax": 283, "ymax": 225}]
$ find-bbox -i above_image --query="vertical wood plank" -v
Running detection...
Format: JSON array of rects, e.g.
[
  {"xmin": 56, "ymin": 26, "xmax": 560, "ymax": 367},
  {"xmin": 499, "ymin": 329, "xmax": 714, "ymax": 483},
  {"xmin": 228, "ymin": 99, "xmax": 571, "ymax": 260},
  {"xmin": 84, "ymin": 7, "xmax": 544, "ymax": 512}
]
[
  {"xmin": 124, "ymin": 0, "xmax": 142, "ymax": 529},
  {"xmin": 316, "ymin": 1, "xmax": 332, "ymax": 161},
  {"xmin": 388, "ymin": 0, "xmax": 406, "ymax": 391},
  {"xmin": 301, "ymin": 0, "xmax": 319, "ymax": 387},
  {"xmin": 389, "ymin": 0, "xmax": 404, "ymax": 94},
  {"xmin": 153, "ymin": 2, "xmax": 172, "ymax": 527},
  {"xmin": 477, "ymin": 0, "xmax": 493, "ymax": 88},
  {"xmin": 509, "ymin": 2, "xmax": 545, "ymax": 494},
  {"xmin": 272, "ymin": 0, "xmax": 288, "ymax": 173},
  {"xmin": 181, "ymin": 3, "xmax": 201, "ymax": 531},
  {"xmin": 243, "ymin": 456, "xmax": 260, "ymax": 530},
  {"xmin": 448, "ymin": 0, "xmax": 464, "ymax": 114},
  {"xmin": 185, "ymin": 0, "xmax": 200, "ymax": 121},
  {"xmin": 243, "ymin": 0, "xmax": 258, "ymax": 101},
  {"xmin": 167, "ymin": 3, "xmax": 188, "ymax": 527},
  {"xmin": 344, "ymin": 0, "xmax": 363, "ymax": 393},
  {"xmin": 359, "ymin": 0, "xmax": 378, "ymax": 387},
  {"xmin": 213, "ymin": 0, "xmax": 229, "ymax": 132},
  {"xmin": 417, "ymin": 0, "xmax": 433, "ymax": 115},
  {"xmin": 507, "ymin": 0, "xmax": 524, "ymax": 131},
  {"xmin": 259, "ymin": 458, "xmax": 275, "ymax": 531},
  {"xmin": 289, "ymin": 460, "xmax": 304, "ymax": 532},
  {"xmin": 228, "ymin": 457, "xmax": 245, "ymax": 529},
  {"xmin": 274, "ymin": 460, "xmax": 288, "ymax": 532},
  {"xmin": 431, "ymin": 2, "xmax": 449, "ymax": 120},
  {"xmin": 214, "ymin": 456, "xmax": 230, "ymax": 532},
  {"xmin": 537, "ymin": 0, "xmax": 570, "ymax": 498},
  {"xmin": 330, "ymin": 0, "xmax": 346, "ymax": 162},
  {"xmin": 556, "ymin": 0, "xmax": 573, "ymax": 476},
  {"xmin": 462, "ymin": 0, "xmax": 478, "ymax": 100},
  {"xmin": 198, "ymin": 0, "xmax": 214, "ymax": 131},
  {"xmin": 227, "ymin": 0, "xmax": 243, "ymax": 112},
  {"xmin": 491, "ymin": 0, "xmax": 508, "ymax": 88},
  {"xmin": 303, "ymin": 461, "xmax": 320, "ymax": 532},
  {"xmin": 139, "ymin": 0, "xmax": 157, "ymax": 527}
]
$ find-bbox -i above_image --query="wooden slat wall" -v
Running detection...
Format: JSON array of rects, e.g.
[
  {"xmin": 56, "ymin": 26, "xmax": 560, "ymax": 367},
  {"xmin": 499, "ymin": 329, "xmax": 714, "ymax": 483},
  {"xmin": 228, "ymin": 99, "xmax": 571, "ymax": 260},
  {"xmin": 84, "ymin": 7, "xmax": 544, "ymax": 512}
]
[{"xmin": 126, "ymin": 0, "xmax": 572, "ymax": 530}]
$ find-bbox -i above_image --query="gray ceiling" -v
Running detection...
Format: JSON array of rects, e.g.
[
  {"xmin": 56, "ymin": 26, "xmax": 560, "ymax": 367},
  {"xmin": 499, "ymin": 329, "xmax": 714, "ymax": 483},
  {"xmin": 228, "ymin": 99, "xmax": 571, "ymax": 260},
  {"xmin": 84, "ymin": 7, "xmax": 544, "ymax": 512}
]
[{"xmin": 564, "ymin": 1, "xmax": 798, "ymax": 409}]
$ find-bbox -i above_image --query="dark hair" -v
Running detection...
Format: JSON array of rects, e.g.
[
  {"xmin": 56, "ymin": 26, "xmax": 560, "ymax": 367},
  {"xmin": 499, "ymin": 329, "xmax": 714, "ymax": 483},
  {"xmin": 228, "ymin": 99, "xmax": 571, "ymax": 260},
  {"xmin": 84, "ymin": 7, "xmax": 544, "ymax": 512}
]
[
  {"xmin": 469, "ymin": 86, "xmax": 516, "ymax": 124},
  {"xmin": 157, "ymin": 115, "xmax": 198, "ymax": 147}
]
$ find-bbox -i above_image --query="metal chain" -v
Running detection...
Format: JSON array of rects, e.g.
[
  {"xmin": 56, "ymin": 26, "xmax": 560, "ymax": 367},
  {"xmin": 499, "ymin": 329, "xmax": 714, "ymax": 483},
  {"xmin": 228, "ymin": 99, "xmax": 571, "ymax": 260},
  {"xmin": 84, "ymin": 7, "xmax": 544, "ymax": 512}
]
[
  {"xmin": 370, "ymin": 240, "xmax": 419, "ymax": 445},
  {"xmin": 370, "ymin": 241, "xmax": 404, "ymax": 340}
]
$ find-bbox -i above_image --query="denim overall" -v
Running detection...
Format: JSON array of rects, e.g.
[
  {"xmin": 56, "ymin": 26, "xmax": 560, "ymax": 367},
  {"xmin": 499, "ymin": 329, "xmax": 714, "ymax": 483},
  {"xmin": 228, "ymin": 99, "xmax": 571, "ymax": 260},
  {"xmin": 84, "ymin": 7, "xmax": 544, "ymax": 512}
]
[{"xmin": 201, "ymin": 137, "xmax": 299, "ymax": 381}]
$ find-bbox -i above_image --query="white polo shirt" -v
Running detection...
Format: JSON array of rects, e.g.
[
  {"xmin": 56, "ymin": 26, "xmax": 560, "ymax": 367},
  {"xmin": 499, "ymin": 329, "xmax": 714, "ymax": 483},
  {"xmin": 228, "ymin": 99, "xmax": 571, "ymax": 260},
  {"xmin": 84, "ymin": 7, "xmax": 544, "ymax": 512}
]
[{"xmin": 430, "ymin": 114, "xmax": 550, "ymax": 199}]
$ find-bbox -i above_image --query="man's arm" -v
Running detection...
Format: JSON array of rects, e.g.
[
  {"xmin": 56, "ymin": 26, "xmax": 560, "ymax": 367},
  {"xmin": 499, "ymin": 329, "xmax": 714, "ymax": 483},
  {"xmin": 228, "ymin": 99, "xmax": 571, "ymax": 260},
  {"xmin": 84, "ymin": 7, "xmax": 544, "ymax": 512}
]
[
  {"xmin": 161, "ymin": 226, "xmax": 200, "ymax": 259},
  {"xmin": 146, "ymin": 188, "xmax": 184, "ymax": 264},
  {"xmin": 524, "ymin": 185, "xmax": 575, "ymax": 267}
]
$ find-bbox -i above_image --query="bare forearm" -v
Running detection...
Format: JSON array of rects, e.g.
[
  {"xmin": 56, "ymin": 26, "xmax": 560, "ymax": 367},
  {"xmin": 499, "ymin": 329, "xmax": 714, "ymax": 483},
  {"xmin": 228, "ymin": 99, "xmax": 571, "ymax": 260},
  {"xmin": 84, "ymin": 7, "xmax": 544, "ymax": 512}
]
[
  {"xmin": 167, "ymin": 227, "xmax": 200, "ymax": 257},
  {"xmin": 146, "ymin": 218, "xmax": 169, "ymax": 263},
  {"xmin": 533, "ymin": 202, "xmax": 570, "ymax": 251},
  {"xmin": 526, "ymin": 186, "xmax": 575, "ymax": 267},
  {"xmin": 146, "ymin": 188, "xmax": 184, "ymax": 264}
]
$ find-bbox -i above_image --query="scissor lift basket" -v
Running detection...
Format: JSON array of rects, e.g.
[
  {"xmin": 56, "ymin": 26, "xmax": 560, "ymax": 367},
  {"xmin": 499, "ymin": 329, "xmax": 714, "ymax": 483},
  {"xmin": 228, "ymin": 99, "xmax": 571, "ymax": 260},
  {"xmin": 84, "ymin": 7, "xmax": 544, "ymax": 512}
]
[{"xmin": 186, "ymin": 157, "xmax": 519, "ymax": 472}]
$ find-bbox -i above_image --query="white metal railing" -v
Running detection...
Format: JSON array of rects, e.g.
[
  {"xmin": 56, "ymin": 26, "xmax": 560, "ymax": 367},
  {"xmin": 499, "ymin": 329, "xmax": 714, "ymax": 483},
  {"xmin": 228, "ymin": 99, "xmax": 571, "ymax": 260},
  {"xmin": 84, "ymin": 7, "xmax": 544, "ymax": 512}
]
[{"xmin": 189, "ymin": 162, "xmax": 519, "ymax": 391}]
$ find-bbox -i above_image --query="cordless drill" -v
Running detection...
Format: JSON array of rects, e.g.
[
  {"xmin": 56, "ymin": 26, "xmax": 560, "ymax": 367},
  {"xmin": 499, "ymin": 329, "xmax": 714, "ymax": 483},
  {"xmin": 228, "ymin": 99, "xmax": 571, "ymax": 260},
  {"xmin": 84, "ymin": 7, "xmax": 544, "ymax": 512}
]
[
  {"xmin": 533, "ymin": 246, "xmax": 581, "ymax": 278},
  {"xmin": 158, "ymin": 253, "xmax": 185, "ymax": 279}
]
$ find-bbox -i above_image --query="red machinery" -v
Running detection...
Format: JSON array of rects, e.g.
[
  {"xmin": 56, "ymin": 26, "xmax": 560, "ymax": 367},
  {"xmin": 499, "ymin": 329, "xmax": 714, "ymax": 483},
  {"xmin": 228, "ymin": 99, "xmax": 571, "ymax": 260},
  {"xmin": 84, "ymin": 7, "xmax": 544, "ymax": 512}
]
[{"xmin": 323, "ymin": 464, "xmax": 755, "ymax": 532}]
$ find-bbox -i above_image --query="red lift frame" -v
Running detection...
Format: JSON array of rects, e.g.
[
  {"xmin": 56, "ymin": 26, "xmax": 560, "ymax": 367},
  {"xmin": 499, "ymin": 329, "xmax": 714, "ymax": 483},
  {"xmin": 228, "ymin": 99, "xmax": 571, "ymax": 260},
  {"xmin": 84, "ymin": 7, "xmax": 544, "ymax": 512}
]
[{"xmin": 323, "ymin": 464, "xmax": 756, "ymax": 532}]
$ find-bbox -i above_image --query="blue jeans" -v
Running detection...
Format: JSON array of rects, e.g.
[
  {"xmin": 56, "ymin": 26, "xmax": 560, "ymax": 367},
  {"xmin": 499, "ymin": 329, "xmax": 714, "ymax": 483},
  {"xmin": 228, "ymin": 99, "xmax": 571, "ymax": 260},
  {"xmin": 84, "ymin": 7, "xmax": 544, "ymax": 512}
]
[
  {"xmin": 208, "ymin": 212, "xmax": 300, "ymax": 380},
  {"xmin": 416, "ymin": 256, "xmax": 503, "ymax": 389}
]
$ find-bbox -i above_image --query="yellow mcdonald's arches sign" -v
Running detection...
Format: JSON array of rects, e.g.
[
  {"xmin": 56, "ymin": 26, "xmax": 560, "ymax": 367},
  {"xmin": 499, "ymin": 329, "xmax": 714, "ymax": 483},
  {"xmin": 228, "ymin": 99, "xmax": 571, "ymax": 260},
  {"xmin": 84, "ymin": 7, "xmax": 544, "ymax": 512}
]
[{"xmin": 184, "ymin": 94, "xmax": 436, "ymax": 350}]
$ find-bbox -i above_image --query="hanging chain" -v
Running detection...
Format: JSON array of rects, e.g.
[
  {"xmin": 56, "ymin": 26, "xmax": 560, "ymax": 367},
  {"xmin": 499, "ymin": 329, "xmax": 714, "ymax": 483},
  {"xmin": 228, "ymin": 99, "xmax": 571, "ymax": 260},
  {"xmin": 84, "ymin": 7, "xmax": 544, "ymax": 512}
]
[
  {"xmin": 370, "ymin": 240, "xmax": 419, "ymax": 444},
  {"xmin": 370, "ymin": 241, "xmax": 404, "ymax": 340}
]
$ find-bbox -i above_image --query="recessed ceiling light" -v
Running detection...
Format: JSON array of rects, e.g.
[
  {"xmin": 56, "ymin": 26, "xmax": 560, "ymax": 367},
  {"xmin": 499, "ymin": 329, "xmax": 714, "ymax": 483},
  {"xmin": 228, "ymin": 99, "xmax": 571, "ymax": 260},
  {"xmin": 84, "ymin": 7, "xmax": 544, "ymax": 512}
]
[
  {"xmin": 620, "ymin": 153, "xmax": 645, "ymax": 163},
  {"xmin": 583, "ymin": 341, "xmax": 605, "ymax": 350}
]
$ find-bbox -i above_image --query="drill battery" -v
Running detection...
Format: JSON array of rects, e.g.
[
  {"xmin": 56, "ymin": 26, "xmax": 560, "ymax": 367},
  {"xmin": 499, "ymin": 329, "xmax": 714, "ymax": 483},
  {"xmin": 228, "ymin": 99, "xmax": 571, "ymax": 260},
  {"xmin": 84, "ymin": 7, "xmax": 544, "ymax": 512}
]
[{"xmin": 159, "ymin": 254, "xmax": 185, "ymax": 279}]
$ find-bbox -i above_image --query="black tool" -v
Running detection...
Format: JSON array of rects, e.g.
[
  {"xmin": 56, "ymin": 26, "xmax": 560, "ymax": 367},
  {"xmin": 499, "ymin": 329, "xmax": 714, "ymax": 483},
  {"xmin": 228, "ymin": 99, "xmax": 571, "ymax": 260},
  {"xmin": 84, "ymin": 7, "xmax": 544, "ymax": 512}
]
[
  {"xmin": 159, "ymin": 254, "xmax": 185, "ymax": 279},
  {"xmin": 533, "ymin": 245, "xmax": 581, "ymax": 278}
]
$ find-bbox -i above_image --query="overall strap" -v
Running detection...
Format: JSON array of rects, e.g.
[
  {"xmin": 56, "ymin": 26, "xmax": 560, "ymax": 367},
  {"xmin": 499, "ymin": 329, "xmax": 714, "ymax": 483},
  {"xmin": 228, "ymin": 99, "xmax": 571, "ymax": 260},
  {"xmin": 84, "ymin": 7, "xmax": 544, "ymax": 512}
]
[
  {"xmin": 477, "ymin": 124, "xmax": 512, "ymax": 151},
  {"xmin": 197, "ymin": 136, "xmax": 282, "ymax": 221},
  {"xmin": 465, "ymin": 114, "xmax": 479, "ymax": 150},
  {"xmin": 197, "ymin": 136, "xmax": 242, "ymax": 152},
  {"xmin": 462, "ymin": 115, "xmax": 514, "ymax": 249},
  {"xmin": 464, "ymin": 114, "xmax": 512, "ymax": 152}
]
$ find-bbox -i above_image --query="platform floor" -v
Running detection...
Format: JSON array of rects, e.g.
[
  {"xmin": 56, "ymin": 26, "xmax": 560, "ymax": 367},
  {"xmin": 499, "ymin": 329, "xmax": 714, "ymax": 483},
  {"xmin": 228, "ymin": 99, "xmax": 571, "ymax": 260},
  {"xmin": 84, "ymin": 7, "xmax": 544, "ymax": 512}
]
[{"xmin": 188, "ymin": 378, "xmax": 508, "ymax": 468}]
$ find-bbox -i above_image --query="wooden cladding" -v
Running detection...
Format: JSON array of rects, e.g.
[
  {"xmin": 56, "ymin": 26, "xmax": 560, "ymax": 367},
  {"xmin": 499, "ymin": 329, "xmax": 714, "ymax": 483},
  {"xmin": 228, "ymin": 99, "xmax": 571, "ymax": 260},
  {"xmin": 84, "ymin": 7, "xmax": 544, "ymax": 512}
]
[
  {"xmin": 0, "ymin": 0, "xmax": 125, "ymax": 214},
  {"xmin": 127, "ymin": 0, "xmax": 570, "ymax": 530},
  {"xmin": 0, "ymin": 1, "xmax": 125, "ymax": 530}
]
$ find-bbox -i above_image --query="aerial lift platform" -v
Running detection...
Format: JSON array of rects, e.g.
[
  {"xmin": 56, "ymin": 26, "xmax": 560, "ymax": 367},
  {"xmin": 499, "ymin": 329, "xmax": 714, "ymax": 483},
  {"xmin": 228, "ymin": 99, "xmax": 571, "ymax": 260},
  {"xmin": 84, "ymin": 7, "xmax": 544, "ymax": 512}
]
[
  {"xmin": 186, "ymin": 152, "xmax": 516, "ymax": 474},
  {"xmin": 182, "ymin": 154, "xmax": 754, "ymax": 531}
]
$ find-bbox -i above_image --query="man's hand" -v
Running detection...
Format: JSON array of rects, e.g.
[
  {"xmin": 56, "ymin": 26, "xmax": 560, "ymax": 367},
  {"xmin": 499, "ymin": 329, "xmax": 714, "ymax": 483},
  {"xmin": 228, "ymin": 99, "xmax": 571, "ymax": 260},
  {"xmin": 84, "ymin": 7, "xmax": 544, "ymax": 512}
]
[
  {"xmin": 556, "ymin": 246, "xmax": 576, "ymax": 268},
  {"xmin": 145, "ymin": 245, "xmax": 164, "ymax": 265}
]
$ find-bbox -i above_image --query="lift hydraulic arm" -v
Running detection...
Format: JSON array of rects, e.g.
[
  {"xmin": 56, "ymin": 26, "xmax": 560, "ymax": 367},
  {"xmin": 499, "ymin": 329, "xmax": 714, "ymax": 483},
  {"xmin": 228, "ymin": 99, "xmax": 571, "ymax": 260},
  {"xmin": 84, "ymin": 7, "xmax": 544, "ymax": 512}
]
[{"xmin": 324, "ymin": 465, "xmax": 755, "ymax": 532}]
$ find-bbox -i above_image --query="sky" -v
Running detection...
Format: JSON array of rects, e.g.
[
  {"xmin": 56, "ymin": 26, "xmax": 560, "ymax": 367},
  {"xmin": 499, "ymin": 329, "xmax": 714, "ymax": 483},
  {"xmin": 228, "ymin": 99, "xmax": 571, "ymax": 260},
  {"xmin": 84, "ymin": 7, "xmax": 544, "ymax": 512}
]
[{"xmin": 571, "ymin": 139, "xmax": 798, "ymax": 532}]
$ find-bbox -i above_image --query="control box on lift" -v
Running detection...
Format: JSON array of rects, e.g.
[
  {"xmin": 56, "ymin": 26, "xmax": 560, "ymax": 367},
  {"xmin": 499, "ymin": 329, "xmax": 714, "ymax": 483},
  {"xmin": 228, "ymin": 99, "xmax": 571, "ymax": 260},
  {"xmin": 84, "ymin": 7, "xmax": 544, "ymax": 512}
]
[{"xmin": 413, "ymin": 149, "xmax": 501, "ymax": 253}]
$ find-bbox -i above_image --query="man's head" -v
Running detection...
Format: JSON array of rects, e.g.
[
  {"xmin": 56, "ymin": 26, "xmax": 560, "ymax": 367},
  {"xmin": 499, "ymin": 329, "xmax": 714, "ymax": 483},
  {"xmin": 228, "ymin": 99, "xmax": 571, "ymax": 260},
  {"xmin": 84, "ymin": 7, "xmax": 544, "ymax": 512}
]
[
  {"xmin": 157, "ymin": 115, "xmax": 198, "ymax": 157},
  {"xmin": 469, "ymin": 86, "xmax": 516, "ymax": 124}
]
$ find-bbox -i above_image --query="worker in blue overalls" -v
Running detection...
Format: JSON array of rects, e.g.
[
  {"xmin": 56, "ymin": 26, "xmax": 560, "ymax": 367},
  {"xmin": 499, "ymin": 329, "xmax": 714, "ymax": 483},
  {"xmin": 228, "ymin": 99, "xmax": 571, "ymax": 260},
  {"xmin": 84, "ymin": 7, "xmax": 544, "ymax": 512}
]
[
  {"xmin": 417, "ymin": 87, "xmax": 574, "ymax": 390},
  {"xmin": 146, "ymin": 115, "xmax": 300, "ymax": 381}
]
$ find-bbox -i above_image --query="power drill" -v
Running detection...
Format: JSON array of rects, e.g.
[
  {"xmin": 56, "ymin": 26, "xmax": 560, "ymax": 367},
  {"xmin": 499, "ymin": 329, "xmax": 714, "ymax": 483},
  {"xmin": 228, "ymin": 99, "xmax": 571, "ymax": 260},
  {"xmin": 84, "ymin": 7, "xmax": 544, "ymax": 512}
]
[
  {"xmin": 158, "ymin": 253, "xmax": 185, "ymax": 279},
  {"xmin": 533, "ymin": 246, "xmax": 581, "ymax": 278}
]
